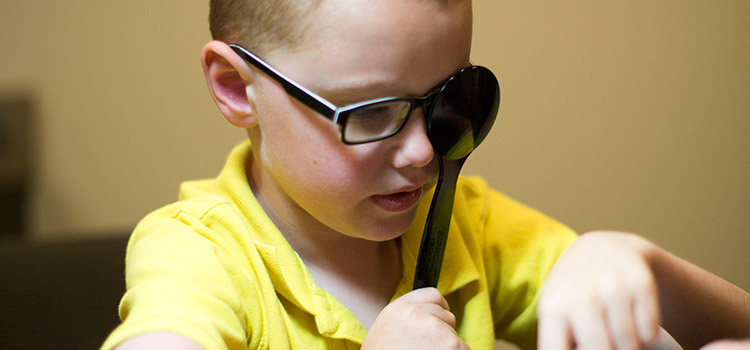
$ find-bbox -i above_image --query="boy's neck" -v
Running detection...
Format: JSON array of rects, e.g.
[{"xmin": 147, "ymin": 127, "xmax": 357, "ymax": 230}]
[
  {"xmin": 246, "ymin": 152, "xmax": 403, "ymax": 329},
  {"xmin": 294, "ymin": 234, "xmax": 402, "ymax": 330}
]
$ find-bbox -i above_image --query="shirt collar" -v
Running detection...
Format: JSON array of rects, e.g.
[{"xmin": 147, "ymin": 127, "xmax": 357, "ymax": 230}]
[
  {"xmin": 396, "ymin": 184, "xmax": 481, "ymax": 299},
  {"xmin": 215, "ymin": 141, "xmax": 480, "ymax": 339},
  {"xmin": 215, "ymin": 141, "xmax": 367, "ymax": 340}
]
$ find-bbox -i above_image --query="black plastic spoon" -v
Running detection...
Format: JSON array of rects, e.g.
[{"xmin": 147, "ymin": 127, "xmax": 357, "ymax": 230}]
[{"xmin": 413, "ymin": 66, "xmax": 500, "ymax": 290}]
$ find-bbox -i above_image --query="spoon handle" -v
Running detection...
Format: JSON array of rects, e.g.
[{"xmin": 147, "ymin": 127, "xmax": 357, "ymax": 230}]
[{"xmin": 413, "ymin": 156, "xmax": 466, "ymax": 290}]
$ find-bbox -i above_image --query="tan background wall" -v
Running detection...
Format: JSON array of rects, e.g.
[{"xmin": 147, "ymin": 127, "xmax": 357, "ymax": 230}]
[{"xmin": 1, "ymin": 1, "xmax": 747, "ymax": 291}]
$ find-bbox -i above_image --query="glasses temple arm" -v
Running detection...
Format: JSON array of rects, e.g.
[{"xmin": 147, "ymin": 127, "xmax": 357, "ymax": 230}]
[{"xmin": 229, "ymin": 45, "xmax": 337, "ymax": 120}]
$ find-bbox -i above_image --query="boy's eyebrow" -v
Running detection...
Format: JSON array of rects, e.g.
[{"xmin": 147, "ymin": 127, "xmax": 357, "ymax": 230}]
[
  {"xmin": 314, "ymin": 81, "xmax": 401, "ymax": 105},
  {"xmin": 306, "ymin": 64, "xmax": 466, "ymax": 105},
  {"xmin": 314, "ymin": 76, "xmax": 444, "ymax": 105}
]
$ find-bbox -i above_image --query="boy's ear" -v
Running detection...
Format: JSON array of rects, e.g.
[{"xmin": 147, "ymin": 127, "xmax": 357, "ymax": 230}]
[{"xmin": 201, "ymin": 40, "xmax": 258, "ymax": 128}]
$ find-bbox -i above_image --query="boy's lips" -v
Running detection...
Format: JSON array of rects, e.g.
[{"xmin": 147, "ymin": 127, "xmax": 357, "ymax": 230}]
[{"xmin": 371, "ymin": 187, "xmax": 423, "ymax": 212}]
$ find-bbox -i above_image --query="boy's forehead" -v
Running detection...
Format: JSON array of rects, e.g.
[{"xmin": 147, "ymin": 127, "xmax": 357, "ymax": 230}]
[
  {"xmin": 273, "ymin": 0, "xmax": 472, "ymax": 98},
  {"xmin": 301, "ymin": 0, "xmax": 472, "ymax": 46}
]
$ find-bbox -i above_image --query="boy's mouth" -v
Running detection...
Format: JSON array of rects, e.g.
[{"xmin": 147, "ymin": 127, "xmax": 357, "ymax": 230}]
[{"xmin": 371, "ymin": 188, "xmax": 422, "ymax": 212}]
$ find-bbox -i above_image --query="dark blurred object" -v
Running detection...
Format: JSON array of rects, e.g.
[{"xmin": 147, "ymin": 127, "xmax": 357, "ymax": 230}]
[
  {"xmin": 0, "ymin": 234, "xmax": 129, "ymax": 350},
  {"xmin": 0, "ymin": 96, "xmax": 35, "ymax": 238}
]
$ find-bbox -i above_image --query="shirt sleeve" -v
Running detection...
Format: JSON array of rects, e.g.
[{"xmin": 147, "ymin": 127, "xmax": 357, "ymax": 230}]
[
  {"xmin": 474, "ymin": 178, "xmax": 577, "ymax": 349},
  {"xmin": 101, "ymin": 205, "xmax": 249, "ymax": 350}
]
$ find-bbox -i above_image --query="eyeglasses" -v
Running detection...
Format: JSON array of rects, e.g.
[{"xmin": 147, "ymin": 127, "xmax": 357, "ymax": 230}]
[{"xmin": 230, "ymin": 44, "xmax": 499, "ymax": 145}]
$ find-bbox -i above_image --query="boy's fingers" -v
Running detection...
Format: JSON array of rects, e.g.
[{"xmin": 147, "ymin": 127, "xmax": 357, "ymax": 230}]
[
  {"xmin": 538, "ymin": 314, "xmax": 573, "ymax": 350},
  {"xmin": 605, "ymin": 297, "xmax": 639, "ymax": 350},
  {"xmin": 398, "ymin": 288, "xmax": 456, "ymax": 327},
  {"xmin": 570, "ymin": 307, "xmax": 613, "ymax": 350},
  {"xmin": 634, "ymin": 286, "xmax": 661, "ymax": 343},
  {"xmin": 416, "ymin": 303, "xmax": 457, "ymax": 327},
  {"xmin": 408, "ymin": 287, "xmax": 450, "ymax": 310}
]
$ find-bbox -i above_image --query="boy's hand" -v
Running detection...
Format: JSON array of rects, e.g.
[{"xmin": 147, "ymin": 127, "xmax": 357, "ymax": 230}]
[
  {"xmin": 362, "ymin": 287, "xmax": 470, "ymax": 350},
  {"xmin": 537, "ymin": 231, "xmax": 661, "ymax": 350}
]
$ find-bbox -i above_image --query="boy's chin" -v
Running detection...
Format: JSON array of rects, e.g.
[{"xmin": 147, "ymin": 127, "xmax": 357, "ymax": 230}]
[{"xmin": 356, "ymin": 213, "xmax": 418, "ymax": 242}]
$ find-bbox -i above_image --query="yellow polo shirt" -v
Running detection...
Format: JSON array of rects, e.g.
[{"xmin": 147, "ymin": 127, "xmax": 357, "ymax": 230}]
[{"xmin": 101, "ymin": 141, "xmax": 576, "ymax": 350}]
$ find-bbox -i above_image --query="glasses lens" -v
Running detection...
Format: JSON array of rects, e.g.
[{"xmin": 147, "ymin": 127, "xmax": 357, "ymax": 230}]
[
  {"xmin": 427, "ymin": 66, "xmax": 499, "ymax": 159},
  {"xmin": 341, "ymin": 100, "xmax": 412, "ymax": 143}
]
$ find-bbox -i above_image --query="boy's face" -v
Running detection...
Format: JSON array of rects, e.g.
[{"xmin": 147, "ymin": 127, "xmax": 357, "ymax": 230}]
[{"xmin": 247, "ymin": 0, "xmax": 473, "ymax": 242}]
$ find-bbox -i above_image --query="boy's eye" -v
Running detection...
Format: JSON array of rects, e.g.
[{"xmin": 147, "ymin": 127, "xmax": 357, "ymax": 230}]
[
  {"xmin": 349, "ymin": 105, "xmax": 397, "ymax": 120},
  {"xmin": 342, "ymin": 101, "xmax": 412, "ymax": 142}
]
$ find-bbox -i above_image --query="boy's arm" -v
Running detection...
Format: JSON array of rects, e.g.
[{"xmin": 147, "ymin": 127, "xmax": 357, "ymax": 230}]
[
  {"xmin": 537, "ymin": 231, "xmax": 750, "ymax": 350},
  {"xmin": 650, "ymin": 240, "xmax": 750, "ymax": 349},
  {"xmin": 700, "ymin": 339, "xmax": 750, "ymax": 350},
  {"xmin": 113, "ymin": 332, "xmax": 204, "ymax": 350}
]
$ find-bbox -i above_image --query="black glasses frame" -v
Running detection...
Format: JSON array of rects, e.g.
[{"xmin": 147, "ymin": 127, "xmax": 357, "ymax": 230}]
[{"xmin": 230, "ymin": 44, "xmax": 444, "ymax": 144}]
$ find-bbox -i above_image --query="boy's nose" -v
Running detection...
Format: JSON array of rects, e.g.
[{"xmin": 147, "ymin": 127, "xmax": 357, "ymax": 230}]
[{"xmin": 389, "ymin": 109, "xmax": 435, "ymax": 169}]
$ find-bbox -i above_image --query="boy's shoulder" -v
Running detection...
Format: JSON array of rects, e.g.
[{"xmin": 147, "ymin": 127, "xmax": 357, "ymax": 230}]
[
  {"xmin": 453, "ymin": 175, "xmax": 577, "ymax": 251},
  {"xmin": 455, "ymin": 175, "xmax": 563, "ymax": 227},
  {"xmin": 158, "ymin": 178, "xmax": 233, "ymax": 220},
  {"xmin": 131, "ymin": 178, "xmax": 240, "ymax": 240}
]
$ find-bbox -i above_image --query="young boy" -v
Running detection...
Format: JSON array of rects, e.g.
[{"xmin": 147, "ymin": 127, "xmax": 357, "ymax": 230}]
[{"xmin": 102, "ymin": 0, "xmax": 750, "ymax": 349}]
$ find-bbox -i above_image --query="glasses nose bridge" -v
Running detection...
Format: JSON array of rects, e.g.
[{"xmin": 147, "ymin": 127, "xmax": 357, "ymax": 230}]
[
  {"xmin": 408, "ymin": 87, "xmax": 442, "ymax": 130},
  {"xmin": 393, "ymin": 101, "xmax": 435, "ymax": 167},
  {"xmin": 410, "ymin": 93, "xmax": 436, "ymax": 120},
  {"xmin": 400, "ymin": 97, "xmax": 428, "ymax": 137},
  {"xmin": 400, "ymin": 99, "xmax": 432, "ymax": 141}
]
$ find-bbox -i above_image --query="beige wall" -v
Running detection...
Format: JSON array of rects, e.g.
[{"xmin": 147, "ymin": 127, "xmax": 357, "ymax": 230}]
[
  {"xmin": 1, "ymin": 1, "xmax": 748, "ymax": 289},
  {"xmin": 0, "ymin": 1, "xmax": 243, "ymax": 238}
]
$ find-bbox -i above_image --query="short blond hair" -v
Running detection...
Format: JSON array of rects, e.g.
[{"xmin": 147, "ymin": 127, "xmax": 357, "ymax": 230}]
[{"xmin": 209, "ymin": 0, "xmax": 320, "ymax": 54}]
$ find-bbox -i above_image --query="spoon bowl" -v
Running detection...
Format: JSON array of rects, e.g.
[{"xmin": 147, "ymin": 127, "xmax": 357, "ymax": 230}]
[{"xmin": 427, "ymin": 66, "xmax": 499, "ymax": 159}]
